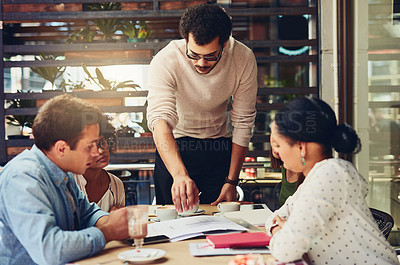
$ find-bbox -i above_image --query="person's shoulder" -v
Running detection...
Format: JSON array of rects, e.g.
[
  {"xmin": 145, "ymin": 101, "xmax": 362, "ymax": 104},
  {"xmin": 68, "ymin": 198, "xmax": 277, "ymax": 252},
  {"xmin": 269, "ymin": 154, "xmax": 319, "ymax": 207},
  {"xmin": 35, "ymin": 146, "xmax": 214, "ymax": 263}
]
[
  {"xmin": 311, "ymin": 158, "xmax": 357, "ymax": 178},
  {"xmin": 152, "ymin": 39, "xmax": 185, "ymax": 61},
  {"xmin": 2, "ymin": 149, "xmax": 41, "ymax": 173},
  {"xmin": 228, "ymin": 37, "xmax": 256, "ymax": 67},
  {"xmin": 0, "ymin": 149, "xmax": 43, "ymax": 187},
  {"xmin": 231, "ymin": 38, "xmax": 255, "ymax": 56},
  {"xmin": 107, "ymin": 171, "xmax": 124, "ymax": 186}
]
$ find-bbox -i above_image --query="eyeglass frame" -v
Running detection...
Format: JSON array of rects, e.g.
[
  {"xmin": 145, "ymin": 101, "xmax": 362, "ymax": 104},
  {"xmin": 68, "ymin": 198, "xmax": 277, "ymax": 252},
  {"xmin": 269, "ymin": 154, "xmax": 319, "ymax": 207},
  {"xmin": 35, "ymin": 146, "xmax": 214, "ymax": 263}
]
[
  {"xmin": 186, "ymin": 43, "xmax": 223, "ymax": 62},
  {"xmin": 97, "ymin": 137, "xmax": 111, "ymax": 150}
]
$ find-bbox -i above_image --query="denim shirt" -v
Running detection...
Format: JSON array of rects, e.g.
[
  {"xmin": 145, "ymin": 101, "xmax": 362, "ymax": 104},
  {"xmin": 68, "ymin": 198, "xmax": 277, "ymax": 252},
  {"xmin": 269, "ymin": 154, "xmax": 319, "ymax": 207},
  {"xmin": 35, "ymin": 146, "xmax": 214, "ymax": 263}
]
[{"xmin": 0, "ymin": 145, "xmax": 108, "ymax": 265}]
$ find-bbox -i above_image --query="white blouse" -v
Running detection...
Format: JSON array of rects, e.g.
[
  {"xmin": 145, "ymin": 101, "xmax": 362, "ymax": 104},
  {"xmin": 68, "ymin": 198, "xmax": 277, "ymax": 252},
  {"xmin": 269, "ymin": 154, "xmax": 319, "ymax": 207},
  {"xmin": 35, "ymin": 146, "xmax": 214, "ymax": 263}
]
[
  {"xmin": 265, "ymin": 158, "xmax": 399, "ymax": 265},
  {"xmin": 73, "ymin": 172, "xmax": 125, "ymax": 212}
]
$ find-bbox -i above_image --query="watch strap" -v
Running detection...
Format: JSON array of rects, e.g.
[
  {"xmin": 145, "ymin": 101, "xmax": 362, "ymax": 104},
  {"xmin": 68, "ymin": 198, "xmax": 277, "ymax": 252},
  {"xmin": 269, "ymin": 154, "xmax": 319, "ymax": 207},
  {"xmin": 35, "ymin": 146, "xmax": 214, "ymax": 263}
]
[{"xmin": 225, "ymin": 177, "xmax": 239, "ymax": 186}]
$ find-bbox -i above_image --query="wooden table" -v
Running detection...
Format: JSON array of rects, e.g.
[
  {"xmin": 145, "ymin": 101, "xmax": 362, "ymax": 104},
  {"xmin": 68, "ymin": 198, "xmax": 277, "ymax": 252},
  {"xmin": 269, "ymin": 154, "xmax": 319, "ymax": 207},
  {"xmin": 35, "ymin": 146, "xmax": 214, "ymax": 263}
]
[{"xmin": 74, "ymin": 205, "xmax": 273, "ymax": 265}]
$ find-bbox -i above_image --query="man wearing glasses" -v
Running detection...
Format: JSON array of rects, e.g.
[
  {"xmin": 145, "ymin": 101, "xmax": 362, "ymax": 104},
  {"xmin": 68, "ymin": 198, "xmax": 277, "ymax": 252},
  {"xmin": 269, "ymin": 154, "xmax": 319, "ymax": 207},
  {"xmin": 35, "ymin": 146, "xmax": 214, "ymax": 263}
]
[
  {"xmin": 147, "ymin": 3, "xmax": 257, "ymax": 212},
  {"xmin": 0, "ymin": 95, "xmax": 129, "ymax": 264}
]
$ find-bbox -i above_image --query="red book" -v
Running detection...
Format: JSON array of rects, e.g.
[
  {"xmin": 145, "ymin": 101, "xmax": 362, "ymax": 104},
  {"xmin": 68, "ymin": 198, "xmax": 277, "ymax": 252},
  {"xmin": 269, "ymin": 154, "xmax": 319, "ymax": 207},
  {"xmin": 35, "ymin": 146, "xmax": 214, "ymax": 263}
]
[{"xmin": 206, "ymin": 232, "xmax": 271, "ymax": 248}]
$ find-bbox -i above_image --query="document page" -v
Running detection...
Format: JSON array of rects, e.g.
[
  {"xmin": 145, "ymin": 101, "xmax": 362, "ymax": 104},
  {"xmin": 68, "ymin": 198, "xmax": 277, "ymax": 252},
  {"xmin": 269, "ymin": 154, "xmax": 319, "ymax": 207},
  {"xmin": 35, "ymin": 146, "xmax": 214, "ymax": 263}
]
[
  {"xmin": 147, "ymin": 215, "xmax": 247, "ymax": 242},
  {"xmin": 221, "ymin": 208, "xmax": 273, "ymax": 227}
]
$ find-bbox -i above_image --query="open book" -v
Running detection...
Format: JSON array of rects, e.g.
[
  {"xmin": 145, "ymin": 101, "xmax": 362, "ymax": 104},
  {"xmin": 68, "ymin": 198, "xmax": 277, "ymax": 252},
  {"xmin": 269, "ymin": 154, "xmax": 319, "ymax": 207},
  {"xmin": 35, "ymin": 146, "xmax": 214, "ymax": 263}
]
[{"xmin": 147, "ymin": 215, "xmax": 248, "ymax": 242}]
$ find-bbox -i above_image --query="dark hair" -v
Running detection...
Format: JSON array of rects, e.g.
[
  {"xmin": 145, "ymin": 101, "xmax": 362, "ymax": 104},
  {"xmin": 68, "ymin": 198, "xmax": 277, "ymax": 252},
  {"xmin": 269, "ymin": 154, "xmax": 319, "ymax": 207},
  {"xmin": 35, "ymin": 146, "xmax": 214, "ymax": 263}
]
[
  {"xmin": 179, "ymin": 3, "xmax": 232, "ymax": 46},
  {"xmin": 100, "ymin": 115, "xmax": 116, "ymax": 152},
  {"xmin": 275, "ymin": 97, "xmax": 361, "ymax": 154},
  {"xmin": 270, "ymin": 149, "xmax": 283, "ymax": 169},
  {"xmin": 32, "ymin": 94, "xmax": 104, "ymax": 151}
]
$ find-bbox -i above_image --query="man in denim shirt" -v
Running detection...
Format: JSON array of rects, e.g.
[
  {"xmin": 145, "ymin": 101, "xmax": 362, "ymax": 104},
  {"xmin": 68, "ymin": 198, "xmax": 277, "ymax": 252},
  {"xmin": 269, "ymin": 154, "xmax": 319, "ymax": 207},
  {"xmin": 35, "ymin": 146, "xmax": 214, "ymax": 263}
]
[{"xmin": 0, "ymin": 95, "xmax": 129, "ymax": 265}]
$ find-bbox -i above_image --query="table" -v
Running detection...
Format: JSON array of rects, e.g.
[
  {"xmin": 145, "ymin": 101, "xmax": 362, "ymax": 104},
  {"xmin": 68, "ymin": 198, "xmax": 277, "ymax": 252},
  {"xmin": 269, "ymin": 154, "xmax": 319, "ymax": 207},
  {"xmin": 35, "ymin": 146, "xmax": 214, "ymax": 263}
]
[{"xmin": 74, "ymin": 205, "xmax": 273, "ymax": 265}]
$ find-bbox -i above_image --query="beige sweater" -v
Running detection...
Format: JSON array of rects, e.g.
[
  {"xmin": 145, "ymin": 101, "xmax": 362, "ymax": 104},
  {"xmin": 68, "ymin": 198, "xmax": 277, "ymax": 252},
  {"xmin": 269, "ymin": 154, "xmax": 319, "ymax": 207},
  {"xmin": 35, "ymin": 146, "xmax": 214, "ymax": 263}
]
[{"xmin": 147, "ymin": 37, "xmax": 258, "ymax": 147}]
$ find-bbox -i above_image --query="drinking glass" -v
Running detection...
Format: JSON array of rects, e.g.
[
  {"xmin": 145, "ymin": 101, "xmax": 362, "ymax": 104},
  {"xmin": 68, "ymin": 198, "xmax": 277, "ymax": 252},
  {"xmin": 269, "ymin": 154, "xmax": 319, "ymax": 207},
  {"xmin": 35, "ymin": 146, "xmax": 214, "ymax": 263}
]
[{"xmin": 127, "ymin": 205, "xmax": 149, "ymax": 251}]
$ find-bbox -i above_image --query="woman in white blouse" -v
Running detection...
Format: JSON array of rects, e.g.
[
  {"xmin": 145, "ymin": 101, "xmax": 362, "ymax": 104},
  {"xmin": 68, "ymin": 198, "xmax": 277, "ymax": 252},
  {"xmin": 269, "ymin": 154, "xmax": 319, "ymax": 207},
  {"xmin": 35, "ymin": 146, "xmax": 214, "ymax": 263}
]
[
  {"xmin": 73, "ymin": 119, "xmax": 125, "ymax": 212},
  {"xmin": 265, "ymin": 97, "xmax": 399, "ymax": 264}
]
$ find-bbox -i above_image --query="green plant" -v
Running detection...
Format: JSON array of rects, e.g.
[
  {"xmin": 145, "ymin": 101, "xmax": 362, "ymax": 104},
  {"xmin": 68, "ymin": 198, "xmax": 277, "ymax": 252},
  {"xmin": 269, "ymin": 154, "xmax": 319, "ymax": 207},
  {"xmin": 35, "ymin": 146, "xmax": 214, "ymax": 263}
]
[
  {"xmin": 137, "ymin": 100, "xmax": 150, "ymax": 132},
  {"xmin": 6, "ymin": 90, "xmax": 36, "ymax": 135},
  {"xmin": 66, "ymin": 24, "xmax": 96, "ymax": 43},
  {"xmin": 263, "ymin": 75, "xmax": 288, "ymax": 87},
  {"xmin": 30, "ymin": 55, "xmax": 66, "ymax": 89},
  {"xmin": 59, "ymin": 73, "xmax": 88, "ymax": 92},
  {"xmin": 116, "ymin": 125, "xmax": 136, "ymax": 137},
  {"xmin": 86, "ymin": 2, "xmax": 123, "ymax": 40},
  {"xmin": 82, "ymin": 64, "xmax": 141, "ymax": 91},
  {"xmin": 121, "ymin": 20, "xmax": 151, "ymax": 39}
]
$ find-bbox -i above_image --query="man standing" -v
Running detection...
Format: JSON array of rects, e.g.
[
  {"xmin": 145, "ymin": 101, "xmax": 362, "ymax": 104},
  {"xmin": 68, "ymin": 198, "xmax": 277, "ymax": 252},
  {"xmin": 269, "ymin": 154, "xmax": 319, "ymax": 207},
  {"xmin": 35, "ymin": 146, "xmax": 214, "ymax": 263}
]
[
  {"xmin": 147, "ymin": 3, "xmax": 257, "ymax": 212},
  {"xmin": 0, "ymin": 95, "xmax": 129, "ymax": 265}
]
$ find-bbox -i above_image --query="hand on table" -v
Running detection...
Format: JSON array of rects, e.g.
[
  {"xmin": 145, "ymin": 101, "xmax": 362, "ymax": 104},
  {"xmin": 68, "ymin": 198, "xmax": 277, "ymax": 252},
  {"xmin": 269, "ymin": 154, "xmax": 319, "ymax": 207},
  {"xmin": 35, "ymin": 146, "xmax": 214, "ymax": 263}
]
[
  {"xmin": 211, "ymin": 183, "xmax": 237, "ymax": 205},
  {"xmin": 171, "ymin": 175, "xmax": 199, "ymax": 213},
  {"xmin": 96, "ymin": 207, "xmax": 129, "ymax": 242}
]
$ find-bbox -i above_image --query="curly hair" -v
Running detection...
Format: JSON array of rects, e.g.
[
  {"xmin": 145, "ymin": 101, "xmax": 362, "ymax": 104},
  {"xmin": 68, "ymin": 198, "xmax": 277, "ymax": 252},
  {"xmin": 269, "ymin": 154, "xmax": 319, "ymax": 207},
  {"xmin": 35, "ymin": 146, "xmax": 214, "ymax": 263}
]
[{"xmin": 179, "ymin": 3, "xmax": 232, "ymax": 46}]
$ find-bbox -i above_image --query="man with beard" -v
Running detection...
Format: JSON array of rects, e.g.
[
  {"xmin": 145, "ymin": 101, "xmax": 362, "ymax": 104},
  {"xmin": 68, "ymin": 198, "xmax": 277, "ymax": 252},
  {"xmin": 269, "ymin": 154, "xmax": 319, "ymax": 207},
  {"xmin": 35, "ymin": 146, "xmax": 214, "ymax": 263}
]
[{"xmin": 147, "ymin": 3, "xmax": 257, "ymax": 212}]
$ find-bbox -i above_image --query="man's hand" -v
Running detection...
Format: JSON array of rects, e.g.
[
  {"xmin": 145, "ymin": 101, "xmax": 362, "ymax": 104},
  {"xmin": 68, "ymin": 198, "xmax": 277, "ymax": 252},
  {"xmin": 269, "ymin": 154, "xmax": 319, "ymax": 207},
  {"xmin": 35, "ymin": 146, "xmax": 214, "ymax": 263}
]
[
  {"xmin": 96, "ymin": 207, "xmax": 129, "ymax": 242},
  {"xmin": 109, "ymin": 204, "xmax": 123, "ymax": 212},
  {"xmin": 211, "ymin": 183, "xmax": 237, "ymax": 205},
  {"xmin": 171, "ymin": 175, "xmax": 199, "ymax": 213}
]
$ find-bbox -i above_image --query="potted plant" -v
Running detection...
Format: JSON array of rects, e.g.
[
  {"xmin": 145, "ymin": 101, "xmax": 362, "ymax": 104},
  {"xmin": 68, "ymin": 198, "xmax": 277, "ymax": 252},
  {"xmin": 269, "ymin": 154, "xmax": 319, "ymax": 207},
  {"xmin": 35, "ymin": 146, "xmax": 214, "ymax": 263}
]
[
  {"xmin": 82, "ymin": 64, "xmax": 141, "ymax": 91},
  {"xmin": 6, "ymin": 91, "xmax": 36, "ymax": 139},
  {"xmin": 66, "ymin": 24, "xmax": 96, "ymax": 43},
  {"xmin": 121, "ymin": 20, "xmax": 152, "ymax": 42},
  {"xmin": 85, "ymin": 2, "xmax": 123, "ymax": 41},
  {"xmin": 30, "ymin": 54, "xmax": 66, "ymax": 90},
  {"xmin": 137, "ymin": 100, "xmax": 152, "ymax": 137}
]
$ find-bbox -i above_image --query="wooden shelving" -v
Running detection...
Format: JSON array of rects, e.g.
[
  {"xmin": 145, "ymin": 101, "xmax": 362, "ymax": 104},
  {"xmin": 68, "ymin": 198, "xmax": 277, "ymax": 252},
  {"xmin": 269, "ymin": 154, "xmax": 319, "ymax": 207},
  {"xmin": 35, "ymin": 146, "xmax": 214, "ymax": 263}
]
[{"xmin": 1, "ymin": 0, "xmax": 320, "ymax": 165}]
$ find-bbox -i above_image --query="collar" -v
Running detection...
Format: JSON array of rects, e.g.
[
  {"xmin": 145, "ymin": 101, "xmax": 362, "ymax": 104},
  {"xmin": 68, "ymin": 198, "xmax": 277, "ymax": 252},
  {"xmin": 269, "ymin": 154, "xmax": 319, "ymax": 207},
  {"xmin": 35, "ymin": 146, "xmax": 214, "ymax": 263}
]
[{"xmin": 31, "ymin": 145, "xmax": 69, "ymax": 187}]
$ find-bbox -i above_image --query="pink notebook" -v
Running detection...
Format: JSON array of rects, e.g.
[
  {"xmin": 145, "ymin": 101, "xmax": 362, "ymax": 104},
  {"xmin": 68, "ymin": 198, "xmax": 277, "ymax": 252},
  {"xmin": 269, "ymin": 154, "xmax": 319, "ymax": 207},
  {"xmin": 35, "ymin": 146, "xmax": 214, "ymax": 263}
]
[{"xmin": 206, "ymin": 232, "xmax": 271, "ymax": 248}]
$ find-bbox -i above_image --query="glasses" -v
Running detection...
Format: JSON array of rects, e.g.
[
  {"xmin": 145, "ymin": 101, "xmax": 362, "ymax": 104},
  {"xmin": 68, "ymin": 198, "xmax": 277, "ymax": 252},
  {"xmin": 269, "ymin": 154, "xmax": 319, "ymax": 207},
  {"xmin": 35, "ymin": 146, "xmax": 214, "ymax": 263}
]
[
  {"xmin": 97, "ymin": 137, "xmax": 110, "ymax": 150},
  {"xmin": 186, "ymin": 44, "xmax": 223, "ymax": 61}
]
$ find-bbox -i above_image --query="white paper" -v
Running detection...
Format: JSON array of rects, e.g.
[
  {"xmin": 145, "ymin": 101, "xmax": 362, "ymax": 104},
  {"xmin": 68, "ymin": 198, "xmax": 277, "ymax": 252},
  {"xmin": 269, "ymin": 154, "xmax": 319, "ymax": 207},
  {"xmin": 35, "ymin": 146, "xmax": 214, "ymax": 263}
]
[
  {"xmin": 220, "ymin": 208, "xmax": 273, "ymax": 227},
  {"xmin": 147, "ymin": 215, "xmax": 247, "ymax": 242}
]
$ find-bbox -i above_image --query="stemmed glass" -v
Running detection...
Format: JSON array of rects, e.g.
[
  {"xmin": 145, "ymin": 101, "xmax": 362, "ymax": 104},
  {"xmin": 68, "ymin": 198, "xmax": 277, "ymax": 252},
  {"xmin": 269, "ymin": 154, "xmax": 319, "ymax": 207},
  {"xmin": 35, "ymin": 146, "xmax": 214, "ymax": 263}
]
[{"xmin": 127, "ymin": 205, "xmax": 149, "ymax": 251}]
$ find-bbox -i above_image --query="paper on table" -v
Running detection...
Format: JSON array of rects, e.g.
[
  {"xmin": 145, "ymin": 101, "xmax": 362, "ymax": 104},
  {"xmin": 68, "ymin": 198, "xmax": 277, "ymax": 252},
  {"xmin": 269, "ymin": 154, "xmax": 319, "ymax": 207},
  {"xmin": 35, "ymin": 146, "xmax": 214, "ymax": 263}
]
[
  {"xmin": 221, "ymin": 208, "xmax": 273, "ymax": 227},
  {"xmin": 147, "ymin": 215, "xmax": 247, "ymax": 242},
  {"xmin": 189, "ymin": 243, "xmax": 271, "ymax": 256}
]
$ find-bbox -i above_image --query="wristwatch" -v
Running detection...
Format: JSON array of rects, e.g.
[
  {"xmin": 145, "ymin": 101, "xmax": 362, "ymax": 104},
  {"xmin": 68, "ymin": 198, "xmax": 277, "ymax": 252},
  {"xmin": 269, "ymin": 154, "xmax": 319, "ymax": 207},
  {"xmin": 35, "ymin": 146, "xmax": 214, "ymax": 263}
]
[{"xmin": 225, "ymin": 177, "xmax": 239, "ymax": 186}]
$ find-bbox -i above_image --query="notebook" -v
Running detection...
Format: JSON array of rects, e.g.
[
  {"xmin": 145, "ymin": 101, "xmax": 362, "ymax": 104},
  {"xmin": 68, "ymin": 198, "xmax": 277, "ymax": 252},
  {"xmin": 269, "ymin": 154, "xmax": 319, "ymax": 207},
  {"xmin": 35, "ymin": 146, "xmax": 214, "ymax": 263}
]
[{"xmin": 206, "ymin": 232, "xmax": 271, "ymax": 248}]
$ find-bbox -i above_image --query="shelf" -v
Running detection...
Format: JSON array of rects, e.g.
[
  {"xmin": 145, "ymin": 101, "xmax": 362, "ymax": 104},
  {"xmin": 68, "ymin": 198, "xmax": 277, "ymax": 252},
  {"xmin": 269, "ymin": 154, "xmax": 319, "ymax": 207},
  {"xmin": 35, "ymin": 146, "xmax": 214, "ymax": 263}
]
[
  {"xmin": 257, "ymin": 86, "xmax": 317, "ymax": 95},
  {"xmin": 2, "ymin": 6, "xmax": 316, "ymax": 22},
  {"xmin": 1, "ymin": 0, "xmax": 319, "ymax": 164},
  {"xmin": 5, "ymin": 90, "xmax": 148, "ymax": 100},
  {"xmin": 3, "ymin": 42, "xmax": 169, "ymax": 54}
]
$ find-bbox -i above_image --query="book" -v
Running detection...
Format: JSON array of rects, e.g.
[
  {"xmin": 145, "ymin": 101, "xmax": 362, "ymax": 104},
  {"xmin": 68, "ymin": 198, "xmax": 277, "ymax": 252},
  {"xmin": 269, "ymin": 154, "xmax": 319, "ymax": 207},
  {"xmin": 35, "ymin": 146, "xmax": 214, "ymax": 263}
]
[
  {"xmin": 206, "ymin": 232, "xmax": 271, "ymax": 248},
  {"xmin": 189, "ymin": 243, "xmax": 270, "ymax": 257},
  {"xmin": 147, "ymin": 215, "xmax": 248, "ymax": 242}
]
